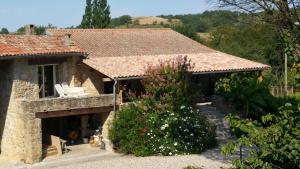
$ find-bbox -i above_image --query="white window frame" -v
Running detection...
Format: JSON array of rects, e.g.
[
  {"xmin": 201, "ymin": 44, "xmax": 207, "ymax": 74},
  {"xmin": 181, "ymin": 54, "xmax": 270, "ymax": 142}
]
[{"xmin": 39, "ymin": 64, "xmax": 57, "ymax": 98}]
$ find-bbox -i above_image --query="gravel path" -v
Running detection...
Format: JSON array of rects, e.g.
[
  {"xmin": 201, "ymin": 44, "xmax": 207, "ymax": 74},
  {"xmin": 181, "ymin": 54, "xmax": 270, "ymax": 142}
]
[
  {"xmin": 30, "ymin": 152, "xmax": 231, "ymax": 169},
  {"xmin": 0, "ymin": 148, "xmax": 231, "ymax": 169}
]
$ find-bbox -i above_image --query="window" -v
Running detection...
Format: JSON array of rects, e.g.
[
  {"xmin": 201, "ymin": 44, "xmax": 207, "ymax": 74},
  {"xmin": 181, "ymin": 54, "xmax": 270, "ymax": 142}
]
[{"xmin": 38, "ymin": 65, "xmax": 58, "ymax": 98}]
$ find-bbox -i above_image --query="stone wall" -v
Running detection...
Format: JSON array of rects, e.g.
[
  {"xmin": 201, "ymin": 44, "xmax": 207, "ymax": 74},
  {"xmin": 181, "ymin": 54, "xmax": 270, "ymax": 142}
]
[
  {"xmin": 77, "ymin": 63, "xmax": 106, "ymax": 96},
  {"xmin": 0, "ymin": 58, "xmax": 40, "ymax": 163},
  {"xmin": 0, "ymin": 56, "xmax": 115, "ymax": 164},
  {"xmin": 0, "ymin": 60, "xmax": 13, "ymax": 153},
  {"xmin": 0, "ymin": 56, "xmax": 91, "ymax": 163},
  {"xmin": 57, "ymin": 56, "xmax": 81, "ymax": 87},
  {"xmin": 21, "ymin": 94, "xmax": 114, "ymax": 113}
]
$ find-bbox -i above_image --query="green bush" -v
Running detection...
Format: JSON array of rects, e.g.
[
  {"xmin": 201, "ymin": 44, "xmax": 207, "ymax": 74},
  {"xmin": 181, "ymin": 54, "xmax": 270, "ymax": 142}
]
[
  {"xmin": 222, "ymin": 103, "xmax": 300, "ymax": 169},
  {"xmin": 215, "ymin": 73, "xmax": 278, "ymax": 120},
  {"xmin": 109, "ymin": 56, "xmax": 216, "ymax": 156}
]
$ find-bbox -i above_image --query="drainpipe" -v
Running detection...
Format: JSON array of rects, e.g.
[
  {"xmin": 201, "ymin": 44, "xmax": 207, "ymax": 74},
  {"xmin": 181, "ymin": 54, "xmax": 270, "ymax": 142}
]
[{"xmin": 113, "ymin": 79, "xmax": 118, "ymax": 112}]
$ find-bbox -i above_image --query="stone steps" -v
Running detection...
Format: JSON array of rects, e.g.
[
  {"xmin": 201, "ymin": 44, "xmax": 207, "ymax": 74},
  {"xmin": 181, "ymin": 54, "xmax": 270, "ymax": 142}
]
[{"xmin": 197, "ymin": 105, "xmax": 234, "ymax": 142}]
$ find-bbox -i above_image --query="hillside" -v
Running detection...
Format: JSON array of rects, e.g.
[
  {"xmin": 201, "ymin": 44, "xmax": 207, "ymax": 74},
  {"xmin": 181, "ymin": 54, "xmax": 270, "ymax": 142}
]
[
  {"xmin": 132, "ymin": 16, "xmax": 181, "ymax": 25},
  {"xmin": 159, "ymin": 10, "xmax": 247, "ymax": 32}
]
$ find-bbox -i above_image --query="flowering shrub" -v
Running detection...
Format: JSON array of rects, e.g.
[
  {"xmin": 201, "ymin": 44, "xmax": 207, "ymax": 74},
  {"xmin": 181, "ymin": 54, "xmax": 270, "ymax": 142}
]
[{"xmin": 109, "ymin": 56, "xmax": 216, "ymax": 156}]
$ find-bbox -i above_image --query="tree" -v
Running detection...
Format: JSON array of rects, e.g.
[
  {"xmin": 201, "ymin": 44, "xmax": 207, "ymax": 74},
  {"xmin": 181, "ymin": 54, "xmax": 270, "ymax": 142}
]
[
  {"xmin": 110, "ymin": 15, "xmax": 132, "ymax": 28},
  {"xmin": 217, "ymin": 0, "xmax": 300, "ymax": 86},
  {"xmin": 0, "ymin": 28, "xmax": 9, "ymax": 34},
  {"xmin": 81, "ymin": 0, "xmax": 93, "ymax": 28},
  {"xmin": 88, "ymin": 0, "xmax": 110, "ymax": 28},
  {"xmin": 16, "ymin": 24, "xmax": 56, "ymax": 35},
  {"xmin": 81, "ymin": 0, "xmax": 111, "ymax": 28},
  {"xmin": 171, "ymin": 25, "xmax": 203, "ymax": 43},
  {"xmin": 99, "ymin": 0, "xmax": 111, "ymax": 28}
]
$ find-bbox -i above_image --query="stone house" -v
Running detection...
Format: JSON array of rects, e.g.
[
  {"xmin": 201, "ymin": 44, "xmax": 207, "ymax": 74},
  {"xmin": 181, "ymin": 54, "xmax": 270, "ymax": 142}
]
[
  {"xmin": 0, "ymin": 32, "xmax": 117, "ymax": 163},
  {"xmin": 47, "ymin": 28, "xmax": 269, "ymax": 100},
  {"xmin": 0, "ymin": 27, "xmax": 269, "ymax": 164}
]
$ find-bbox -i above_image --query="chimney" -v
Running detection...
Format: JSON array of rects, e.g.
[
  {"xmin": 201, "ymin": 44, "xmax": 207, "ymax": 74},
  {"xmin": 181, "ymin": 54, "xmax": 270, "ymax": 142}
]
[
  {"xmin": 25, "ymin": 24, "xmax": 35, "ymax": 35},
  {"xmin": 64, "ymin": 34, "xmax": 72, "ymax": 46}
]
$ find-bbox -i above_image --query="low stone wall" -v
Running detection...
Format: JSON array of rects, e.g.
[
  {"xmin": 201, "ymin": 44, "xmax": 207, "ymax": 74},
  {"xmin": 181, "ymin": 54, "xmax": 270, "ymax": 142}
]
[{"xmin": 20, "ymin": 94, "xmax": 114, "ymax": 113}]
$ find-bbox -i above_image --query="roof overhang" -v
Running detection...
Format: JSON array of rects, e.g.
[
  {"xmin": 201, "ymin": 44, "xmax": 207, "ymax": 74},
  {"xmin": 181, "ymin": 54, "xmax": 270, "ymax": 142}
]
[
  {"xmin": 0, "ymin": 52, "xmax": 87, "ymax": 61},
  {"xmin": 83, "ymin": 53, "xmax": 270, "ymax": 80}
]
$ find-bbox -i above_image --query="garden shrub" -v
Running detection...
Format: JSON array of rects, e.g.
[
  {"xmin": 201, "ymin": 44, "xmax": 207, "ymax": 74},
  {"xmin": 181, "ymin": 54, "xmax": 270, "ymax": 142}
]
[
  {"xmin": 222, "ymin": 103, "xmax": 300, "ymax": 169},
  {"xmin": 215, "ymin": 73, "xmax": 278, "ymax": 120},
  {"xmin": 109, "ymin": 56, "xmax": 216, "ymax": 156}
]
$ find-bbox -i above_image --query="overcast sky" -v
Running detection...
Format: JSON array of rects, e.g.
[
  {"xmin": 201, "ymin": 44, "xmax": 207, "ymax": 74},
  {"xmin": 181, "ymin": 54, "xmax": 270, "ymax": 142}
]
[{"xmin": 0, "ymin": 0, "xmax": 217, "ymax": 31}]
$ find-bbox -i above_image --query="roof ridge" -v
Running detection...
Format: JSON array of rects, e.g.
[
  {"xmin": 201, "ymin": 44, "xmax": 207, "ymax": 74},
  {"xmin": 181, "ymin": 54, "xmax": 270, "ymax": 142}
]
[
  {"xmin": 47, "ymin": 28, "xmax": 173, "ymax": 31},
  {"xmin": 0, "ymin": 34, "xmax": 65, "ymax": 38}
]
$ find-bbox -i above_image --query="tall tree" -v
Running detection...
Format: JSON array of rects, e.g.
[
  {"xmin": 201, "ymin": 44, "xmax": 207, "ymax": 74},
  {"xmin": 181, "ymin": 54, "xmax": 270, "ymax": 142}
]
[
  {"xmin": 81, "ymin": 0, "xmax": 92, "ymax": 28},
  {"xmin": 82, "ymin": 0, "xmax": 111, "ymax": 28},
  {"xmin": 91, "ymin": 0, "xmax": 99, "ymax": 27},
  {"xmin": 94, "ymin": 0, "xmax": 111, "ymax": 28}
]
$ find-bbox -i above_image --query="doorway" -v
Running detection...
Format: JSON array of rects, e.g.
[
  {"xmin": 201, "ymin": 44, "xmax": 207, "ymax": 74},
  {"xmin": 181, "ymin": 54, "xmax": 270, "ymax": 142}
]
[{"xmin": 38, "ymin": 65, "xmax": 58, "ymax": 98}]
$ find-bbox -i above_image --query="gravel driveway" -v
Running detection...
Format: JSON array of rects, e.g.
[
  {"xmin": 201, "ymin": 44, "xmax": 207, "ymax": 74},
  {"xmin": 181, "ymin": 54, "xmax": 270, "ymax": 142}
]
[{"xmin": 0, "ymin": 145, "xmax": 231, "ymax": 169}]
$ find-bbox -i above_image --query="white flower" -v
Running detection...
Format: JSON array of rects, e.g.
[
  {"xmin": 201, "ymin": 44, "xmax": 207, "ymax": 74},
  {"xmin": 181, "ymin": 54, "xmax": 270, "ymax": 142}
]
[
  {"xmin": 180, "ymin": 105, "xmax": 186, "ymax": 109},
  {"xmin": 174, "ymin": 142, "xmax": 178, "ymax": 146},
  {"xmin": 161, "ymin": 124, "xmax": 169, "ymax": 130},
  {"xmin": 169, "ymin": 152, "xmax": 172, "ymax": 155}
]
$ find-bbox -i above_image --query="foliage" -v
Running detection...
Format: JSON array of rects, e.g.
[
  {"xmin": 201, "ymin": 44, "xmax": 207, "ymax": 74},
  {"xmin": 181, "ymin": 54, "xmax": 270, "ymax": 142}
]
[
  {"xmin": 217, "ymin": 0, "xmax": 300, "ymax": 89},
  {"xmin": 16, "ymin": 24, "xmax": 56, "ymax": 35},
  {"xmin": 80, "ymin": 0, "xmax": 111, "ymax": 28},
  {"xmin": 110, "ymin": 15, "xmax": 132, "ymax": 27},
  {"xmin": 81, "ymin": 0, "xmax": 93, "ymax": 28},
  {"xmin": 208, "ymin": 23, "xmax": 282, "ymax": 64},
  {"xmin": 215, "ymin": 73, "xmax": 278, "ymax": 119},
  {"xmin": 0, "ymin": 28, "xmax": 9, "ymax": 34},
  {"xmin": 160, "ymin": 10, "xmax": 244, "ymax": 33},
  {"xmin": 222, "ymin": 103, "xmax": 300, "ymax": 169},
  {"xmin": 171, "ymin": 25, "xmax": 203, "ymax": 43},
  {"xmin": 109, "ymin": 56, "xmax": 216, "ymax": 156}
]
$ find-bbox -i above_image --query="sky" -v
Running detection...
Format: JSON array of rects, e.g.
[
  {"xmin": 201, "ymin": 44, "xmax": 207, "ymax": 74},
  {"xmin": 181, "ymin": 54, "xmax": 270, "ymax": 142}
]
[{"xmin": 0, "ymin": 0, "xmax": 217, "ymax": 31}]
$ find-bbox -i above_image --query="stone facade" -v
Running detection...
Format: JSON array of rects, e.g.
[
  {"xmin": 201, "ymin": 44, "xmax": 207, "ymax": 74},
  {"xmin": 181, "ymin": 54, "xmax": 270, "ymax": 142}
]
[
  {"xmin": 77, "ymin": 63, "xmax": 106, "ymax": 96},
  {"xmin": 0, "ymin": 58, "xmax": 40, "ymax": 163},
  {"xmin": 0, "ymin": 56, "xmax": 115, "ymax": 164}
]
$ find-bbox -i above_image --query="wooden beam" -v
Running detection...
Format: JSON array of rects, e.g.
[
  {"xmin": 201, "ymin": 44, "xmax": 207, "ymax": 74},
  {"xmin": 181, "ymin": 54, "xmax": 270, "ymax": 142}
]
[
  {"xmin": 36, "ymin": 106, "xmax": 113, "ymax": 119},
  {"xmin": 103, "ymin": 78, "xmax": 113, "ymax": 82}
]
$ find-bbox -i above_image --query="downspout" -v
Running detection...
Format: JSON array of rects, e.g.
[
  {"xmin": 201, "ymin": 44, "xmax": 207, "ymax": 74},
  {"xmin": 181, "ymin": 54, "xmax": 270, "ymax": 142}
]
[{"xmin": 113, "ymin": 79, "xmax": 118, "ymax": 113}]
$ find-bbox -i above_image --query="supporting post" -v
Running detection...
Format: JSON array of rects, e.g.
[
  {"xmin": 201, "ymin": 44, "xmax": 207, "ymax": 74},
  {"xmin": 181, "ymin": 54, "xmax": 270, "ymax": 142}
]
[
  {"xmin": 285, "ymin": 53, "xmax": 288, "ymax": 96},
  {"xmin": 113, "ymin": 79, "xmax": 118, "ymax": 112}
]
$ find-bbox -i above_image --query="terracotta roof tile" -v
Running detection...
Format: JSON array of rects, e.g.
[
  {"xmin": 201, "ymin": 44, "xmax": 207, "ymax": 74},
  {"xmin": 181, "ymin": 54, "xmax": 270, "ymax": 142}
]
[
  {"xmin": 47, "ymin": 28, "xmax": 215, "ymax": 58},
  {"xmin": 0, "ymin": 35, "xmax": 85, "ymax": 58},
  {"xmin": 84, "ymin": 53, "xmax": 270, "ymax": 79},
  {"xmin": 47, "ymin": 28, "xmax": 270, "ymax": 78}
]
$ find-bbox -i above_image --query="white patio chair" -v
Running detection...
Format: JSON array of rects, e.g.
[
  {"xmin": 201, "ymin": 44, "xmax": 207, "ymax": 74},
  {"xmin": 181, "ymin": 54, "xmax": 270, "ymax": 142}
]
[
  {"xmin": 61, "ymin": 82, "xmax": 88, "ymax": 97},
  {"xmin": 55, "ymin": 84, "xmax": 67, "ymax": 97}
]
